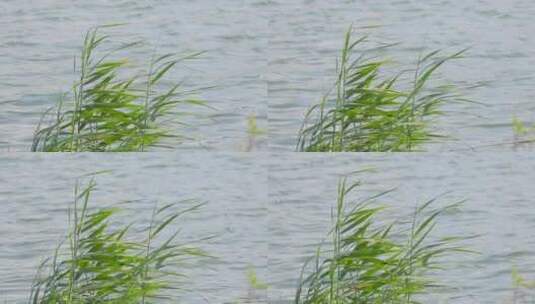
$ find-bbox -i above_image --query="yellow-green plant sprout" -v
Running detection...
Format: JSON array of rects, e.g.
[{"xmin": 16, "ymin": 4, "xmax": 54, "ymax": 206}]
[
  {"xmin": 247, "ymin": 114, "xmax": 265, "ymax": 137},
  {"xmin": 243, "ymin": 113, "xmax": 265, "ymax": 151},
  {"xmin": 297, "ymin": 26, "xmax": 467, "ymax": 152},
  {"xmin": 512, "ymin": 266, "xmax": 535, "ymax": 304},
  {"xmin": 510, "ymin": 116, "xmax": 535, "ymax": 150},
  {"xmin": 512, "ymin": 117, "xmax": 530, "ymax": 137},
  {"xmin": 32, "ymin": 26, "xmax": 208, "ymax": 152},
  {"xmin": 246, "ymin": 266, "xmax": 268, "ymax": 290},
  {"xmin": 513, "ymin": 267, "xmax": 535, "ymax": 289},
  {"xmin": 226, "ymin": 267, "xmax": 268, "ymax": 304}
]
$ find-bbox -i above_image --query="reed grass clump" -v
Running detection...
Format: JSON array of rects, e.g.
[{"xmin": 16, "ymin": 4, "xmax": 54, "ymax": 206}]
[
  {"xmin": 297, "ymin": 27, "xmax": 466, "ymax": 152},
  {"xmin": 32, "ymin": 25, "xmax": 207, "ymax": 152},
  {"xmin": 29, "ymin": 178, "xmax": 208, "ymax": 304},
  {"xmin": 295, "ymin": 177, "xmax": 468, "ymax": 304}
]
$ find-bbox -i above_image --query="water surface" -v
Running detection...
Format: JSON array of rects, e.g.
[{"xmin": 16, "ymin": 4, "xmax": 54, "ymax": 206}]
[
  {"xmin": 2, "ymin": 1, "xmax": 534, "ymax": 150},
  {"xmin": 270, "ymin": 153, "xmax": 535, "ymax": 303},
  {"xmin": 0, "ymin": 153, "xmax": 268, "ymax": 303},
  {"xmin": 268, "ymin": 0, "xmax": 535, "ymax": 151},
  {"xmin": 0, "ymin": 0, "xmax": 268, "ymax": 151}
]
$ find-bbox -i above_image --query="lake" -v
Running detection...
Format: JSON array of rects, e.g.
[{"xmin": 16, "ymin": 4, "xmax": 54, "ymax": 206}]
[
  {"xmin": 2, "ymin": 1, "xmax": 534, "ymax": 151},
  {"xmin": 0, "ymin": 153, "xmax": 268, "ymax": 303},
  {"xmin": 2, "ymin": 153, "xmax": 535, "ymax": 303},
  {"xmin": 0, "ymin": 0, "xmax": 268, "ymax": 151},
  {"xmin": 270, "ymin": 152, "xmax": 535, "ymax": 303},
  {"xmin": 268, "ymin": 0, "xmax": 535, "ymax": 151}
]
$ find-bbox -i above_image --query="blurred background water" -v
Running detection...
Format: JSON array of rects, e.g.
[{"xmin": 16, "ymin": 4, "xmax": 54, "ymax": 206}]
[
  {"xmin": 0, "ymin": 0, "xmax": 268, "ymax": 151},
  {"xmin": 0, "ymin": 153, "xmax": 268, "ymax": 303},
  {"xmin": 268, "ymin": 0, "xmax": 535, "ymax": 151},
  {"xmin": 270, "ymin": 153, "xmax": 535, "ymax": 303}
]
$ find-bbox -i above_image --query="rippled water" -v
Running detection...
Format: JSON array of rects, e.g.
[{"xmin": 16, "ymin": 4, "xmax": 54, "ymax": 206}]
[
  {"xmin": 0, "ymin": 153, "xmax": 268, "ymax": 303},
  {"xmin": 0, "ymin": 0, "xmax": 268, "ymax": 151},
  {"xmin": 3, "ymin": 153, "xmax": 535, "ymax": 303},
  {"xmin": 270, "ymin": 153, "xmax": 535, "ymax": 303},
  {"xmin": 2, "ymin": 1, "xmax": 535, "ymax": 151},
  {"xmin": 268, "ymin": 0, "xmax": 535, "ymax": 151},
  {"xmin": 2, "ymin": 1, "xmax": 535, "ymax": 303}
]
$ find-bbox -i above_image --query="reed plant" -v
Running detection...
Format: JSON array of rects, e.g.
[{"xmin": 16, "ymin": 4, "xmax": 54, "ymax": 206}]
[
  {"xmin": 32, "ymin": 25, "xmax": 207, "ymax": 152},
  {"xmin": 295, "ymin": 177, "xmax": 469, "ymax": 304},
  {"xmin": 297, "ymin": 27, "xmax": 466, "ymax": 152},
  {"xmin": 29, "ymin": 178, "xmax": 208, "ymax": 304}
]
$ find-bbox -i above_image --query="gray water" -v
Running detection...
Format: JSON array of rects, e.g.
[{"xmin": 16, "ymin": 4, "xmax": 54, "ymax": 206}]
[
  {"xmin": 270, "ymin": 153, "xmax": 535, "ymax": 303},
  {"xmin": 3, "ymin": 1, "xmax": 535, "ymax": 151},
  {"xmin": 0, "ymin": 153, "xmax": 268, "ymax": 303},
  {"xmin": 2, "ymin": 0, "xmax": 535, "ymax": 303},
  {"xmin": 3, "ymin": 153, "xmax": 535, "ymax": 303},
  {"xmin": 0, "ymin": 0, "xmax": 268, "ymax": 151},
  {"xmin": 268, "ymin": 0, "xmax": 535, "ymax": 151}
]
